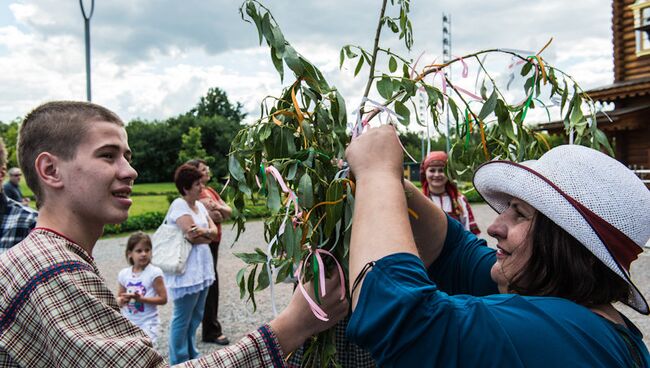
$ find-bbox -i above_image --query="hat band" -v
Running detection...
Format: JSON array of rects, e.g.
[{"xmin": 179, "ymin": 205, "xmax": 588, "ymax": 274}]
[{"xmin": 504, "ymin": 161, "xmax": 643, "ymax": 272}]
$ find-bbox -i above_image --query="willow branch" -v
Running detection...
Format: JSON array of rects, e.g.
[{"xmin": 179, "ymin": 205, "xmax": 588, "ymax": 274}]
[{"xmin": 360, "ymin": 0, "xmax": 388, "ymax": 114}]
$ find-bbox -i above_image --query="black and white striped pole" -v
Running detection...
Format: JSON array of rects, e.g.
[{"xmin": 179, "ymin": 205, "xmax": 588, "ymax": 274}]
[{"xmin": 442, "ymin": 13, "xmax": 452, "ymax": 152}]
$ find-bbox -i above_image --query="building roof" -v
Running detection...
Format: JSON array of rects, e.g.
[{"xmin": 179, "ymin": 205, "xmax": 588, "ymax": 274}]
[
  {"xmin": 536, "ymin": 104, "xmax": 650, "ymax": 132},
  {"xmin": 585, "ymin": 76, "xmax": 650, "ymax": 102}
]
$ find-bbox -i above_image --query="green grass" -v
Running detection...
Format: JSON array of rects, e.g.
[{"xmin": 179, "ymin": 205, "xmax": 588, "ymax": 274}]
[
  {"xmin": 19, "ymin": 182, "xmax": 33, "ymax": 197},
  {"xmin": 129, "ymin": 195, "xmax": 172, "ymax": 216},
  {"xmin": 132, "ymin": 182, "xmax": 177, "ymax": 194}
]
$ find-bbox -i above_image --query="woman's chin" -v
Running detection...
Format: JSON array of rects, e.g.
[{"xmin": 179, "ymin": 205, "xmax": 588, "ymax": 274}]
[
  {"xmin": 428, "ymin": 184, "xmax": 445, "ymax": 193},
  {"xmin": 490, "ymin": 264, "xmax": 503, "ymax": 289}
]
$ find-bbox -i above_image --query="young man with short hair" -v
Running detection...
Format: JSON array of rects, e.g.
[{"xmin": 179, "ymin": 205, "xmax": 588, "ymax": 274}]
[
  {"xmin": 0, "ymin": 101, "xmax": 347, "ymax": 367},
  {"xmin": 0, "ymin": 138, "xmax": 37, "ymax": 253}
]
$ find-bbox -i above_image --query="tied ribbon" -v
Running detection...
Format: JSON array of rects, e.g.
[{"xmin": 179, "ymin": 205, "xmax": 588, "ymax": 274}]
[
  {"xmin": 295, "ymin": 249, "xmax": 346, "ymax": 321},
  {"xmin": 410, "ymin": 51, "xmax": 426, "ymax": 79},
  {"xmin": 352, "ymin": 97, "xmax": 399, "ymax": 138},
  {"xmin": 519, "ymin": 57, "xmax": 539, "ymax": 124},
  {"xmin": 265, "ymin": 166, "xmax": 300, "ymax": 217},
  {"xmin": 263, "ymin": 165, "xmax": 303, "ymax": 316},
  {"xmin": 291, "ymin": 84, "xmax": 308, "ymax": 147},
  {"xmin": 352, "ymin": 99, "xmax": 417, "ymax": 162}
]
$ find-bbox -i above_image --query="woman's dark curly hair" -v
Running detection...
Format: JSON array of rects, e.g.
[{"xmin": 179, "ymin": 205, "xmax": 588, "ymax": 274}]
[{"xmin": 507, "ymin": 212, "xmax": 630, "ymax": 308}]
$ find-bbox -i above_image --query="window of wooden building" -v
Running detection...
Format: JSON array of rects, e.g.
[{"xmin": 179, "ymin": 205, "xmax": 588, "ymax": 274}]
[{"xmin": 632, "ymin": 0, "xmax": 650, "ymax": 56}]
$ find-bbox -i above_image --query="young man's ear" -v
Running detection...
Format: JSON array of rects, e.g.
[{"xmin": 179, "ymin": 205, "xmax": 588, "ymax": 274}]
[
  {"xmin": 0, "ymin": 166, "xmax": 6, "ymax": 183},
  {"xmin": 34, "ymin": 152, "xmax": 64, "ymax": 190}
]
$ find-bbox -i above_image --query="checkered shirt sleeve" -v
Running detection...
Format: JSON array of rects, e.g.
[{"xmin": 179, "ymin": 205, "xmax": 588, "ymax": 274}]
[
  {"xmin": 0, "ymin": 230, "xmax": 286, "ymax": 367},
  {"xmin": 183, "ymin": 325, "xmax": 286, "ymax": 367},
  {"xmin": 287, "ymin": 316, "xmax": 375, "ymax": 368},
  {"xmin": 0, "ymin": 198, "xmax": 37, "ymax": 252}
]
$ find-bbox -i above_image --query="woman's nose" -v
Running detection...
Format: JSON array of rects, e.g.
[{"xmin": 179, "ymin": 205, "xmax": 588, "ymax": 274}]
[{"xmin": 487, "ymin": 215, "xmax": 507, "ymax": 240}]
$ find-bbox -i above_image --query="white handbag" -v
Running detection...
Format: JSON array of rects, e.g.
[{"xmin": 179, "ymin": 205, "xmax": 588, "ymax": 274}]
[{"xmin": 151, "ymin": 215, "xmax": 192, "ymax": 274}]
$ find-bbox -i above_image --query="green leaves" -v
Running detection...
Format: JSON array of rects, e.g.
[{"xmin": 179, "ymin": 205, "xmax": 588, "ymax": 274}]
[
  {"xmin": 228, "ymin": 155, "xmax": 245, "ymax": 182},
  {"xmin": 478, "ymin": 90, "xmax": 497, "ymax": 121},
  {"xmin": 377, "ymin": 75, "xmax": 393, "ymax": 99},
  {"xmin": 298, "ymin": 173, "xmax": 314, "ymax": 208},
  {"xmin": 324, "ymin": 180, "xmax": 345, "ymax": 236},
  {"xmin": 494, "ymin": 99, "xmax": 517, "ymax": 143},
  {"xmin": 394, "ymin": 100, "xmax": 410, "ymax": 125},
  {"xmin": 266, "ymin": 174, "xmax": 282, "ymax": 212},
  {"xmin": 389, "ymin": 56, "xmax": 398, "ymax": 73}
]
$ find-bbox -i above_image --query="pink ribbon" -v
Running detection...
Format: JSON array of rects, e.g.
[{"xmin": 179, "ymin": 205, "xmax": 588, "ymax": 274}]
[
  {"xmin": 295, "ymin": 249, "xmax": 346, "ymax": 321},
  {"xmin": 457, "ymin": 55, "xmax": 469, "ymax": 78},
  {"xmin": 410, "ymin": 51, "xmax": 426, "ymax": 79},
  {"xmin": 262, "ymin": 165, "xmax": 303, "ymax": 316},
  {"xmin": 265, "ymin": 166, "xmax": 301, "ymax": 217},
  {"xmin": 454, "ymin": 85, "xmax": 483, "ymax": 101}
]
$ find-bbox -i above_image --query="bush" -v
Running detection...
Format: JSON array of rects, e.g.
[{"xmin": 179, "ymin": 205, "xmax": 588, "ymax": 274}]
[
  {"xmin": 462, "ymin": 187, "xmax": 484, "ymax": 203},
  {"xmin": 103, "ymin": 202, "xmax": 269, "ymax": 236},
  {"xmin": 166, "ymin": 193, "xmax": 177, "ymax": 205},
  {"xmin": 103, "ymin": 211, "xmax": 166, "ymax": 235}
]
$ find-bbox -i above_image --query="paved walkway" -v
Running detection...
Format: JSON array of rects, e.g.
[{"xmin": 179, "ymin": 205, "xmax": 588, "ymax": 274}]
[{"xmin": 94, "ymin": 203, "xmax": 649, "ymax": 360}]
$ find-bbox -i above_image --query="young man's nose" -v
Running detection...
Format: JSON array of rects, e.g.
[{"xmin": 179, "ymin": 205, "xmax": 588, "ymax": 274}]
[{"xmin": 120, "ymin": 160, "xmax": 138, "ymax": 181}]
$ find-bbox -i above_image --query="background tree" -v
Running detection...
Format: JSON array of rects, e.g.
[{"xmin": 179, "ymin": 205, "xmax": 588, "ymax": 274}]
[
  {"xmin": 126, "ymin": 87, "xmax": 245, "ymax": 183},
  {"xmin": 126, "ymin": 119, "xmax": 183, "ymax": 183},
  {"xmin": 189, "ymin": 87, "xmax": 247, "ymax": 122},
  {"xmin": 399, "ymin": 130, "xmax": 447, "ymax": 163},
  {"xmin": 178, "ymin": 126, "xmax": 212, "ymax": 165},
  {"xmin": 0, "ymin": 119, "xmax": 22, "ymax": 169}
]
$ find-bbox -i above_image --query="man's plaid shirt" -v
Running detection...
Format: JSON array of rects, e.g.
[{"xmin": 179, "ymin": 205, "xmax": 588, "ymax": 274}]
[
  {"xmin": 287, "ymin": 316, "xmax": 375, "ymax": 368},
  {"xmin": 0, "ymin": 229, "xmax": 286, "ymax": 367},
  {"xmin": 0, "ymin": 194, "xmax": 37, "ymax": 253}
]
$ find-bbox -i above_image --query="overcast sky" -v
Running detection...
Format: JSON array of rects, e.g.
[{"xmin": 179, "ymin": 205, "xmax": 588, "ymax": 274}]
[{"xmin": 0, "ymin": 0, "xmax": 613, "ymax": 127}]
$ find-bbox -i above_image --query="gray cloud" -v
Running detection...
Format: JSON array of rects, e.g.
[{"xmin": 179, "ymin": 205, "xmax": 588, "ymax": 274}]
[
  {"xmin": 1, "ymin": 0, "xmax": 614, "ymax": 122},
  {"xmin": 12, "ymin": 0, "xmax": 612, "ymax": 67}
]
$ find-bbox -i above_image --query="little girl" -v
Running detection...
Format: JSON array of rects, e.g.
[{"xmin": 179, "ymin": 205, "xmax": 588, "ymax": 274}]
[{"xmin": 117, "ymin": 232, "xmax": 168, "ymax": 344}]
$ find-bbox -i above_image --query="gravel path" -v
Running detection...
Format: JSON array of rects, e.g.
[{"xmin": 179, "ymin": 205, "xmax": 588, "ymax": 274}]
[
  {"xmin": 94, "ymin": 203, "xmax": 649, "ymax": 360},
  {"xmin": 95, "ymin": 220, "xmax": 293, "ymax": 360}
]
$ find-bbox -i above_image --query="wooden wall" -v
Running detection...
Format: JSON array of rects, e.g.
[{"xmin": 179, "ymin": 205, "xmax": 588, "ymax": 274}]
[
  {"xmin": 626, "ymin": 124, "xmax": 650, "ymax": 167},
  {"xmin": 614, "ymin": 0, "xmax": 650, "ymax": 81}
]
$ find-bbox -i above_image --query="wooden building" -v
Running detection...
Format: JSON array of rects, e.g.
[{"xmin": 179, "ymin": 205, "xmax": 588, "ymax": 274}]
[{"xmin": 539, "ymin": 0, "xmax": 650, "ymax": 171}]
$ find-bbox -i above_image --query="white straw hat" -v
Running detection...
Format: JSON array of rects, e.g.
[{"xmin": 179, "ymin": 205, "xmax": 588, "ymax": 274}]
[{"xmin": 473, "ymin": 144, "xmax": 650, "ymax": 314}]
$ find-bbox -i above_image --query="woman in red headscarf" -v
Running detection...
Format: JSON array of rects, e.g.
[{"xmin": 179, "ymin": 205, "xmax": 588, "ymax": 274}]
[{"xmin": 420, "ymin": 151, "xmax": 481, "ymax": 235}]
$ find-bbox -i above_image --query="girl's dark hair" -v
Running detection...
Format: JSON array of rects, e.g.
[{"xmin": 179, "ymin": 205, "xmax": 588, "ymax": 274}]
[
  {"xmin": 125, "ymin": 231, "xmax": 152, "ymax": 265},
  {"xmin": 174, "ymin": 164, "xmax": 203, "ymax": 195},
  {"xmin": 508, "ymin": 212, "xmax": 630, "ymax": 307}
]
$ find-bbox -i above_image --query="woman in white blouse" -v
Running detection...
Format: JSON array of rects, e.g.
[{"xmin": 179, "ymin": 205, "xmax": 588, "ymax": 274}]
[{"xmin": 165, "ymin": 163, "xmax": 219, "ymax": 364}]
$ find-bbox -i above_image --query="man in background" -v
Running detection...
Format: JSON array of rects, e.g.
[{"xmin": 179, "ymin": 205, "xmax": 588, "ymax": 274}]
[
  {"xmin": 0, "ymin": 138, "xmax": 37, "ymax": 253},
  {"xmin": 4, "ymin": 167, "xmax": 30, "ymax": 206}
]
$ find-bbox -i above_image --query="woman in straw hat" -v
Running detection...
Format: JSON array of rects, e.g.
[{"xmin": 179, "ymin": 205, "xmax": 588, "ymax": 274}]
[
  {"xmin": 420, "ymin": 151, "xmax": 481, "ymax": 235},
  {"xmin": 344, "ymin": 125, "xmax": 649, "ymax": 367}
]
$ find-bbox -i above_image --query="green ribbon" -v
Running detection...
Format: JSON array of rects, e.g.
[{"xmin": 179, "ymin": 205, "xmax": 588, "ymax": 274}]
[{"xmin": 312, "ymin": 255, "xmax": 321, "ymax": 304}]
